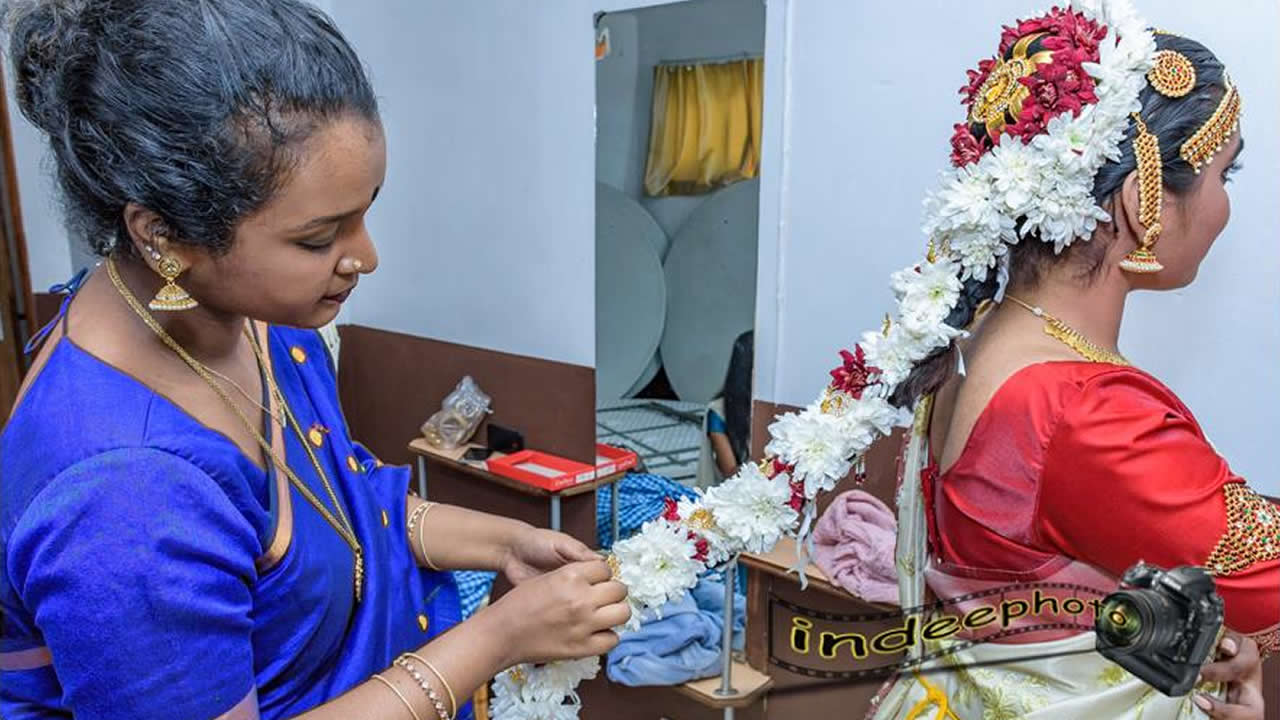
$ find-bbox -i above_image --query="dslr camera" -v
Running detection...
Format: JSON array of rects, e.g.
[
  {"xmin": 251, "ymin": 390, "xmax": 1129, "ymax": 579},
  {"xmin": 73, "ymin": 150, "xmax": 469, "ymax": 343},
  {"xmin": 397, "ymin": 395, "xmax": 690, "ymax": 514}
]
[{"xmin": 1095, "ymin": 562, "xmax": 1224, "ymax": 697}]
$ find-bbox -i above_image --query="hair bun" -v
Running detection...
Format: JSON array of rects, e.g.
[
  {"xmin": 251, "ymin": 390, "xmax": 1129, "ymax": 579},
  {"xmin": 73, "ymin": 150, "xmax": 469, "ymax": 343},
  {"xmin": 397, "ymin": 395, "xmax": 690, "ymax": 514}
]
[{"xmin": 5, "ymin": 0, "xmax": 93, "ymax": 133}]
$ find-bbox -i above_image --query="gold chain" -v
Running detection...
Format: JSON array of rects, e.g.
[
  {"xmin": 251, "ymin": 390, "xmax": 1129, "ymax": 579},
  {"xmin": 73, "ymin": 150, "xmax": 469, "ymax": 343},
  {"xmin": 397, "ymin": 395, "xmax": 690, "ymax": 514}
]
[
  {"xmin": 105, "ymin": 258, "xmax": 365, "ymax": 602},
  {"xmin": 202, "ymin": 360, "xmax": 285, "ymax": 427},
  {"xmin": 1004, "ymin": 295, "xmax": 1131, "ymax": 366}
]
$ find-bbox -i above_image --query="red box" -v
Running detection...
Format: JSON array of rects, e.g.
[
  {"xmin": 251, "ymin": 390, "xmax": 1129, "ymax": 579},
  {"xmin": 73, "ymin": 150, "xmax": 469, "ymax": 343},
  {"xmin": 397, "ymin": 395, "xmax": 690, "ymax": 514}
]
[
  {"xmin": 487, "ymin": 450, "xmax": 598, "ymax": 492},
  {"xmin": 594, "ymin": 443, "xmax": 638, "ymax": 477}
]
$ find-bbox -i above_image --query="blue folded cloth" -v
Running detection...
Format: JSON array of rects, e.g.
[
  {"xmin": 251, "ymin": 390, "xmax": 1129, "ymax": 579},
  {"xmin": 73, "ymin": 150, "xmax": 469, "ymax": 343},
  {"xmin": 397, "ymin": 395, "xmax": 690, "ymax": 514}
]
[
  {"xmin": 452, "ymin": 570, "xmax": 497, "ymax": 618},
  {"xmin": 597, "ymin": 472, "xmax": 700, "ymax": 549},
  {"xmin": 606, "ymin": 571, "xmax": 747, "ymax": 687}
]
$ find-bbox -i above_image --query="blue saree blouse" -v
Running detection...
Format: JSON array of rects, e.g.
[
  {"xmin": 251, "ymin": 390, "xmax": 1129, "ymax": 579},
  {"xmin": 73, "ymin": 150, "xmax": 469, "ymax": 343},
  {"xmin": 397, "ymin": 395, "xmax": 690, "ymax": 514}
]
[{"xmin": 1, "ymin": 296, "xmax": 470, "ymax": 719}]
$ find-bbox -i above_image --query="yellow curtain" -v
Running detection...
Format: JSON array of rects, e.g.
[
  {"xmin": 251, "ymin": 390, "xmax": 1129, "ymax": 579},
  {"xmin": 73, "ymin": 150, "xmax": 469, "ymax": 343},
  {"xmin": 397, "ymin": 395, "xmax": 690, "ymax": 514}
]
[{"xmin": 643, "ymin": 57, "xmax": 763, "ymax": 197}]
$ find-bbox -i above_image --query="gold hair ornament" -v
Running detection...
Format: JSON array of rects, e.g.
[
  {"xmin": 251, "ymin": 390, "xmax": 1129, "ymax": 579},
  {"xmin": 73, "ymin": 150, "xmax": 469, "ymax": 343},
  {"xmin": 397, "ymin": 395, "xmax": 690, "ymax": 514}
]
[
  {"xmin": 1147, "ymin": 50, "xmax": 1196, "ymax": 98},
  {"xmin": 967, "ymin": 32, "xmax": 1054, "ymax": 139},
  {"xmin": 1180, "ymin": 79, "xmax": 1241, "ymax": 174},
  {"xmin": 1119, "ymin": 113, "xmax": 1165, "ymax": 274}
]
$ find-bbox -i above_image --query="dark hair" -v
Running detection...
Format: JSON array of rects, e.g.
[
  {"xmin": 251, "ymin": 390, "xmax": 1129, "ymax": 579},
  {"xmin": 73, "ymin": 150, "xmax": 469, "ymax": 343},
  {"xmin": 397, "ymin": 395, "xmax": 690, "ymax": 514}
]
[
  {"xmin": 4, "ymin": 0, "xmax": 378, "ymax": 257},
  {"xmin": 892, "ymin": 33, "xmax": 1233, "ymax": 408},
  {"xmin": 717, "ymin": 330, "xmax": 754, "ymax": 464}
]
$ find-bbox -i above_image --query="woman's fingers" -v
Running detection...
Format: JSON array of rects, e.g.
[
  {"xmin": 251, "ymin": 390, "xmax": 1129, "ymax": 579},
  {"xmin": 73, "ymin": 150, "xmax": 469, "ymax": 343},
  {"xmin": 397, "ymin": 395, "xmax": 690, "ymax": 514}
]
[
  {"xmin": 583, "ymin": 630, "xmax": 621, "ymax": 656},
  {"xmin": 558, "ymin": 537, "xmax": 599, "ymax": 563},
  {"xmin": 570, "ymin": 558, "xmax": 612, "ymax": 584},
  {"xmin": 589, "ymin": 579, "xmax": 628, "ymax": 606},
  {"xmin": 1200, "ymin": 634, "xmax": 1260, "ymax": 684},
  {"xmin": 1194, "ymin": 689, "xmax": 1264, "ymax": 720},
  {"xmin": 592, "ymin": 601, "xmax": 634, "ymax": 630}
]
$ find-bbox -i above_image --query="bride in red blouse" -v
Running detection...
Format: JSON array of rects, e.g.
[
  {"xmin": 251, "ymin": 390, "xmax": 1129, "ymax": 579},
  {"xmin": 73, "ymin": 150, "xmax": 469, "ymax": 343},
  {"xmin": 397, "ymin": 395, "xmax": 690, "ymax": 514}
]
[{"xmin": 860, "ymin": 7, "xmax": 1275, "ymax": 720}]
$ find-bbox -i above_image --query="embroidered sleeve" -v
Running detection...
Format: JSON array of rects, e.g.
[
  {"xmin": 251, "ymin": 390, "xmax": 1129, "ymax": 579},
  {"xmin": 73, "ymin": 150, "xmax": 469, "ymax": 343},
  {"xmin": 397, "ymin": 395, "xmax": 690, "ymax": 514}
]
[
  {"xmin": 1248, "ymin": 625, "xmax": 1279, "ymax": 661},
  {"xmin": 1203, "ymin": 482, "xmax": 1280, "ymax": 576}
]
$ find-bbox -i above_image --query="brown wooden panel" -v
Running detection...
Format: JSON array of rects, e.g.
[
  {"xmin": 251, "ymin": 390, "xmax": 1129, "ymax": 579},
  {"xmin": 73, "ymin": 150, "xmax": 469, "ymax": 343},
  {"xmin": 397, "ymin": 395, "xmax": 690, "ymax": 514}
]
[
  {"xmin": 1264, "ymin": 653, "xmax": 1278, "ymax": 720},
  {"xmin": 33, "ymin": 292, "xmax": 61, "ymax": 332},
  {"xmin": 418, "ymin": 458, "xmax": 600, "ymax": 552},
  {"xmin": 0, "ymin": 69, "xmax": 37, "ymax": 344},
  {"xmin": 336, "ymin": 324, "xmax": 595, "ymax": 468},
  {"xmin": 744, "ymin": 550, "xmax": 898, "ymax": 720}
]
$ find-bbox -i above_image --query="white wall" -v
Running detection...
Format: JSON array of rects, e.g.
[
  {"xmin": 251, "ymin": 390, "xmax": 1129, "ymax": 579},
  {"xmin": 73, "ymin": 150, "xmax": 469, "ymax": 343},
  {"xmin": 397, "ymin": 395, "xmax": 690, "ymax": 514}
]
[
  {"xmin": 752, "ymin": 0, "xmax": 1280, "ymax": 494},
  {"xmin": 327, "ymin": 0, "xmax": 680, "ymax": 367}
]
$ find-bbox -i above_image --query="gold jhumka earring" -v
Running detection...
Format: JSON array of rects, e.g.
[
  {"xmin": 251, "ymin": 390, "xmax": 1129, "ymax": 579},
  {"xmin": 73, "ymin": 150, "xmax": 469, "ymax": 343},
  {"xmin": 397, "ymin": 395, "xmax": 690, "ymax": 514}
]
[
  {"xmin": 146, "ymin": 241, "xmax": 198, "ymax": 311},
  {"xmin": 1119, "ymin": 112, "xmax": 1165, "ymax": 274}
]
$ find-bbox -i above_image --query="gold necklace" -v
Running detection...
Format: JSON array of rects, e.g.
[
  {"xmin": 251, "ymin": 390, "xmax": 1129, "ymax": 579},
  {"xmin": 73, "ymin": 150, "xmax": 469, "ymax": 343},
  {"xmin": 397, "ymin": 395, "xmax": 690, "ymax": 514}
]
[
  {"xmin": 106, "ymin": 258, "xmax": 365, "ymax": 602},
  {"xmin": 1004, "ymin": 295, "xmax": 1131, "ymax": 366}
]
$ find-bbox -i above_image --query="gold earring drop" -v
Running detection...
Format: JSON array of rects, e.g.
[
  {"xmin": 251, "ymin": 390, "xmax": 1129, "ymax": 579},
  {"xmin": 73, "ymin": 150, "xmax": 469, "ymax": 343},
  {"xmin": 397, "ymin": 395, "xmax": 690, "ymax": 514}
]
[
  {"xmin": 1119, "ymin": 113, "xmax": 1165, "ymax": 274},
  {"xmin": 149, "ymin": 254, "xmax": 199, "ymax": 311}
]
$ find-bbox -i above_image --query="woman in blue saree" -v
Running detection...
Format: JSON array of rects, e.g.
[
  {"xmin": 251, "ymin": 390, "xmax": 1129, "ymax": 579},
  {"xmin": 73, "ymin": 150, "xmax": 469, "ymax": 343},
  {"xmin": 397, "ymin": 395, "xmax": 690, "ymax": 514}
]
[{"xmin": 0, "ymin": 2, "xmax": 630, "ymax": 719}]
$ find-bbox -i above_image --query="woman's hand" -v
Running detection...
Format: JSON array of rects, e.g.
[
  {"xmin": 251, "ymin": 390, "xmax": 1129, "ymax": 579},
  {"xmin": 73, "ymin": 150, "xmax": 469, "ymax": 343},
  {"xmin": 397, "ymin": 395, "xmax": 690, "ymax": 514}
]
[
  {"xmin": 500, "ymin": 527, "xmax": 598, "ymax": 586},
  {"xmin": 484, "ymin": 558, "xmax": 630, "ymax": 666},
  {"xmin": 1194, "ymin": 630, "xmax": 1264, "ymax": 719}
]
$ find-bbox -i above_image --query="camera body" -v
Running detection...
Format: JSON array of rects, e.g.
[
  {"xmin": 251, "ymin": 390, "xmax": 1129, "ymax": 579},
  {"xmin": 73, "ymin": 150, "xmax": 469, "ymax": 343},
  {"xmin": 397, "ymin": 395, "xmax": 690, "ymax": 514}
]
[{"xmin": 1095, "ymin": 562, "xmax": 1223, "ymax": 697}]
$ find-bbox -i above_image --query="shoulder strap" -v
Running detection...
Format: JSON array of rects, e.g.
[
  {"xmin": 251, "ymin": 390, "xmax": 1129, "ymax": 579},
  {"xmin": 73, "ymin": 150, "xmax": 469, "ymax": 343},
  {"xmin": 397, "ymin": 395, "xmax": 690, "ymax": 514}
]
[{"xmin": 23, "ymin": 268, "xmax": 89, "ymax": 356}]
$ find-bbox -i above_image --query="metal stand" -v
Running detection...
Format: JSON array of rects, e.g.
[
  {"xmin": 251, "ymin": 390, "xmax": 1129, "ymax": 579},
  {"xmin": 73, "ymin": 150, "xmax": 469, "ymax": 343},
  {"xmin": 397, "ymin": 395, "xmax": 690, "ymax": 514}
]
[
  {"xmin": 416, "ymin": 456, "xmax": 428, "ymax": 499},
  {"xmin": 610, "ymin": 483, "xmax": 620, "ymax": 545},
  {"xmin": 550, "ymin": 494, "xmax": 562, "ymax": 532},
  {"xmin": 714, "ymin": 558, "xmax": 738, "ymax": 714}
]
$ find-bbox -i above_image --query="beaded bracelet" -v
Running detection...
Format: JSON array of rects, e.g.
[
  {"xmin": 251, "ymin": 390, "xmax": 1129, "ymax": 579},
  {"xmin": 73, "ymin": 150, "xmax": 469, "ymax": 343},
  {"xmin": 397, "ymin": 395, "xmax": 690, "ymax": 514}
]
[
  {"xmin": 404, "ymin": 652, "xmax": 457, "ymax": 718},
  {"xmin": 394, "ymin": 656, "xmax": 452, "ymax": 720},
  {"xmin": 371, "ymin": 673, "xmax": 424, "ymax": 720},
  {"xmin": 407, "ymin": 501, "xmax": 441, "ymax": 570}
]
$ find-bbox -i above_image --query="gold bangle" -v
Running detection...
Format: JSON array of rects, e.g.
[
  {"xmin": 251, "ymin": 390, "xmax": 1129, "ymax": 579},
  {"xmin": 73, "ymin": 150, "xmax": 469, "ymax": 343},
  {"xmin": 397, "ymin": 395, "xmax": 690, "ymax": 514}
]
[
  {"xmin": 371, "ymin": 673, "xmax": 424, "ymax": 720},
  {"xmin": 415, "ymin": 502, "xmax": 442, "ymax": 571},
  {"xmin": 404, "ymin": 652, "xmax": 457, "ymax": 718},
  {"xmin": 394, "ymin": 656, "xmax": 452, "ymax": 720}
]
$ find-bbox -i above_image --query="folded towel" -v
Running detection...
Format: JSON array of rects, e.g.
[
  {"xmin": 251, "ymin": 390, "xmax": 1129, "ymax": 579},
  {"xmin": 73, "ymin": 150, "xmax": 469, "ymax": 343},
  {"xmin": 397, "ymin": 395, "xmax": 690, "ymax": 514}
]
[
  {"xmin": 811, "ymin": 489, "xmax": 899, "ymax": 604},
  {"xmin": 606, "ymin": 573, "xmax": 746, "ymax": 687}
]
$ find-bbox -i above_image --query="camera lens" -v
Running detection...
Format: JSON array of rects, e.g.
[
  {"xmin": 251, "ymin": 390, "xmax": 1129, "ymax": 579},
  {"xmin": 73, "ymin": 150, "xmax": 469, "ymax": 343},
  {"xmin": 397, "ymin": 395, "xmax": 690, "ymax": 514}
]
[
  {"xmin": 1098, "ymin": 597, "xmax": 1144, "ymax": 646},
  {"xmin": 1096, "ymin": 589, "xmax": 1180, "ymax": 655}
]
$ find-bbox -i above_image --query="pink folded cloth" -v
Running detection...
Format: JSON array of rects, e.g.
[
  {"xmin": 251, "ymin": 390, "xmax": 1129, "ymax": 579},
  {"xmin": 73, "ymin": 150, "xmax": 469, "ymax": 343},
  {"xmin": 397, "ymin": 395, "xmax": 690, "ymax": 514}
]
[{"xmin": 812, "ymin": 489, "xmax": 899, "ymax": 604}]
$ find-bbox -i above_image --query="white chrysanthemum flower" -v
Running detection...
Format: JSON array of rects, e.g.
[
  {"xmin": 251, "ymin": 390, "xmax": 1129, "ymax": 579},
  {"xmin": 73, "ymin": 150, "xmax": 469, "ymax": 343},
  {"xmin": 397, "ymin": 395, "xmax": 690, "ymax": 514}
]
[
  {"xmin": 701, "ymin": 463, "xmax": 798, "ymax": 552},
  {"xmin": 947, "ymin": 227, "xmax": 1012, "ymax": 282},
  {"xmin": 674, "ymin": 496, "xmax": 732, "ymax": 566},
  {"xmin": 1034, "ymin": 110, "xmax": 1105, "ymax": 174},
  {"xmin": 530, "ymin": 658, "xmax": 600, "ymax": 694},
  {"xmin": 892, "ymin": 258, "xmax": 964, "ymax": 337},
  {"xmin": 491, "ymin": 659, "xmax": 597, "ymax": 719},
  {"xmin": 840, "ymin": 393, "xmax": 913, "ymax": 451},
  {"xmin": 489, "ymin": 690, "xmax": 578, "ymax": 720},
  {"xmin": 612, "ymin": 518, "xmax": 701, "ymax": 613},
  {"xmin": 986, "ymin": 142, "xmax": 1045, "ymax": 217},
  {"xmin": 926, "ymin": 165, "xmax": 1015, "ymax": 241},
  {"xmin": 858, "ymin": 326, "xmax": 919, "ymax": 388},
  {"xmin": 765, "ymin": 407, "xmax": 859, "ymax": 497}
]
